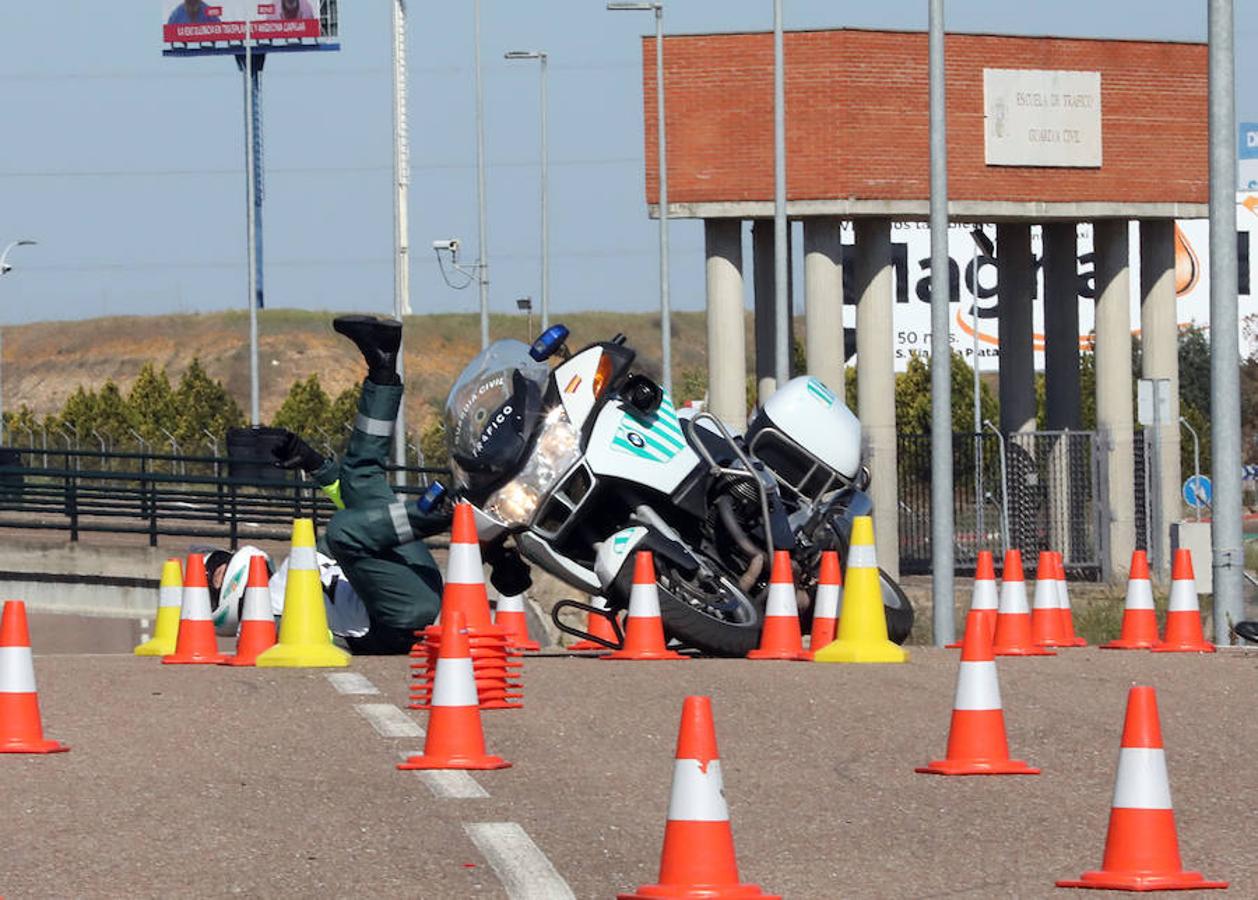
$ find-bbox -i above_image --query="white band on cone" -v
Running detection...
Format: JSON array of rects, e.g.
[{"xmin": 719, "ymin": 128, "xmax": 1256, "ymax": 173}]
[
  {"xmin": 289, "ymin": 546, "xmax": 317, "ymax": 571},
  {"xmin": 847, "ymin": 545, "xmax": 876, "ymax": 569},
  {"xmin": 970, "ymin": 579, "xmax": 998, "ymax": 612},
  {"xmin": 814, "ymin": 583, "xmax": 840, "ymax": 619},
  {"xmin": 666, "ymin": 758, "xmax": 730, "ymax": 822},
  {"xmin": 1124, "ymin": 579, "xmax": 1155, "ymax": 611},
  {"xmin": 241, "ymin": 585, "xmax": 272, "ymax": 621},
  {"xmin": 764, "ymin": 581, "xmax": 796, "ymax": 618},
  {"xmin": 496, "ymin": 594, "xmax": 525, "ymax": 613},
  {"xmin": 0, "ymin": 646, "xmax": 36, "ymax": 693},
  {"xmin": 431, "ymin": 657, "xmax": 479, "ymax": 707},
  {"xmin": 1168, "ymin": 580, "xmax": 1199, "ymax": 612},
  {"xmin": 952, "ymin": 660, "xmax": 1002, "ymax": 711},
  {"xmin": 627, "ymin": 580, "xmax": 662, "ymax": 619},
  {"xmin": 446, "ymin": 542, "xmax": 485, "ymax": 586},
  {"xmin": 1032, "ymin": 578, "xmax": 1058, "ymax": 611},
  {"xmin": 998, "ymin": 581, "xmax": 1029, "ymax": 615},
  {"xmin": 1057, "ymin": 573, "xmax": 1073, "ymax": 610},
  {"xmin": 181, "ymin": 586, "xmax": 213, "ymax": 621},
  {"xmin": 1111, "ymin": 747, "xmax": 1173, "ymax": 810},
  {"xmin": 159, "ymin": 585, "xmax": 182, "ymax": 609}
]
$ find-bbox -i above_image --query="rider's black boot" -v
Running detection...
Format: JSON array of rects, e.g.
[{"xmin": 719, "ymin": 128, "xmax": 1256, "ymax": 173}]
[{"xmin": 333, "ymin": 315, "xmax": 403, "ymax": 385}]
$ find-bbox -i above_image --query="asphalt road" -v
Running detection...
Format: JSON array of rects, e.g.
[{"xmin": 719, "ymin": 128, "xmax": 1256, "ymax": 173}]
[{"xmin": 2, "ymin": 628, "xmax": 1256, "ymax": 898}]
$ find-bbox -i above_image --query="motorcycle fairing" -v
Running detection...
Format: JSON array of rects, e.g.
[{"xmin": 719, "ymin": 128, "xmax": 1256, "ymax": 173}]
[{"xmin": 586, "ymin": 391, "xmax": 700, "ymax": 494}]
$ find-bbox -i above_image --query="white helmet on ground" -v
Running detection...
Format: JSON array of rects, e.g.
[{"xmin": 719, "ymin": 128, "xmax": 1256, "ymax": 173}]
[{"xmin": 211, "ymin": 546, "xmax": 271, "ymax": 636}]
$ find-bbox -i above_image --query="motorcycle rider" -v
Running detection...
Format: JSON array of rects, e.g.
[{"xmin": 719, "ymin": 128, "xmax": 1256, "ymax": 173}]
[{"xmin": 270, "ymin": 315, "xmax": 450, "ymax": 654}]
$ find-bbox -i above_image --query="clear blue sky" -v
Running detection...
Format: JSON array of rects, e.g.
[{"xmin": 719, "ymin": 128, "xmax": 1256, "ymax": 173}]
[{"xmin": 0, "ymin": 1, "xmax": 1254, "ymax": 325}]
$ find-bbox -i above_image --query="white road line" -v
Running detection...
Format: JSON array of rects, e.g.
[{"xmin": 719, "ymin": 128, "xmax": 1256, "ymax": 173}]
[
  {"xmin": 420, "ymin": 770, "xmax": 490, "ymax": 799},
  {"xmin": 464, "ymin": 822, "xmax": 575, "ymax": 900},
  {"xmin": 353, "ymin": 703, "xmax": 424, "ymax": 738},
  {"xmin": 326, "ymin": 672, "xmax": 381, "ymax": 695}
]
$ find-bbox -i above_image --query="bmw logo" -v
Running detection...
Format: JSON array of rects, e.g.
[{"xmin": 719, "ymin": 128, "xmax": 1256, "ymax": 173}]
[{"xmin": 626, "ymin": 432, "xmax": 645, "ymax": 449}]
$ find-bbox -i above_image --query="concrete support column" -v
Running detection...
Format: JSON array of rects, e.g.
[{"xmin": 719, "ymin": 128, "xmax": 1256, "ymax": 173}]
[
  {"xmin": 1139, "ymin": 219, "xmax": 1182, "ymax": 581},
  {"xmin": 996, "ymin": 223, "xmax": 1037, "ymax": 435},
  {"xmin": 854, "ymin": 218, "xmax": 899, "ymax": 579},
  {"xmin": 704, "ymin": 219, "xmax": 748, "ymax": 429},
  {"xmin": 803, "ymin": 217, "xmax": 844, "ymax": 395},
  {"xmin": 1042, "ymin": 223, "xmax": 1081, "ymax": 560},
  {"xmin": 752, "ymin": 220, "xmax": 776, "ymax": 405},
  {"xmin": 1093, "ymin": 219, "xmax": 1136, "ymax": 581}
]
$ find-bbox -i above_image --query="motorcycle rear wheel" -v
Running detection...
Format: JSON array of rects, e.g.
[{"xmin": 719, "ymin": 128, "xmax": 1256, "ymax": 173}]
[{"xmin": 653, "ymin": 560, "xmax": 765, "ymax": 657}]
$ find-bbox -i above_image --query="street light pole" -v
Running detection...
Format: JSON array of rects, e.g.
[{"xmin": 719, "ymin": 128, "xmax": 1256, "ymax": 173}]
[
  {"xmin": 608, "ymin": 1, "xmax": 671, "ymax": 394},
  {"xmin": 391, "ymin": 0, "xmax": 412, "ymax": 485},
  {"xmin": 505, "ymin": 49, "xmax": 550, "ymax": 332},
  {"xmin": 474, "ymin": 0, "xmax": 490, "ymax": 349},
  {"xmin": 0, "ymin": 240, "xmax": 37, "ymax": 441},
  {"xmin": 772, "ymin": 0, "xmax": 789, "ymax": 388}
]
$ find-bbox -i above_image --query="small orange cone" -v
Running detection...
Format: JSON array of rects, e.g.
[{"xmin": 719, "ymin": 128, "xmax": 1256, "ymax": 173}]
[
  {"xmin": 163, "ymin": 553, "xmax": 228, "ymax": 665},
  {"xmin": 1055, "ymin": 552, "xmax": 1087, "ymax": 646},
  {"xmin": 442, "ymin": 503, "xmax": 495, "ymax": 628},
  {"xmin": 1152, "ymin": 548, "xmax": 1215, "ymax": 653},
  {"xmin": 603, "ymin": 552, "xmax": 687, "ymax": 661},
  {"xmin": 494, "ymin": 593, "xmax": 540, "ymax": 652},
  {"xmin": 567, "ymin": 596, "xmax": 621, "ymax": 652},
  {"xmin": 1031, "ymin": 551, "xmax": 1070, "ymax": 648},
  {"xmin": 748, "ymin": 551, "xmax": 806, "ymax": 661},
  {"xmin": 1057, "ymin": 686, "xmax": 1227, "ymax": 891},
  {"xmin": 398, "ymin": 609, "xmax": 511, "ymax": 771},
  {"xmin": 223, "ymin": 555, "xmax": 277, "ymax": 666},
  {"xmin": 618, "ymin": 696, "xmax": 778, "ymax": 899},
  {"xmin": 803, "ymin": 550, "xmax": 842, "ymax": 659},
  {"xmin": 947, "ymin": 550, "xmax": 998, "ymax": 649},
  {"xmin": 916, "ymin": 608, "xmax": 1039, "ymax": 776},
  {"xmin": 0, "ymin": 600, "xmax": 69, "ymax": 754},
  {"xmin": 1101, "ymin": 550, "xmax": 1159, "ymax": 650},
  {"xmin": 992, "ymin": 550, "xmax": 1056, "ymax": 657}
]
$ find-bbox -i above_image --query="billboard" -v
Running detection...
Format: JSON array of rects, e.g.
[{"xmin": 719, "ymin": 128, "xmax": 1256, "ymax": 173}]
[
  {"xmin": 846, "ymin": 194, "xmax": 1258, "ymax": 373},
  {"xmin": 1239, "ymin": 123, "xmax": 1258, "ymax": 190},
  {"xmin": 161, "ymin": 1, "xmax": 337, "ymax": 52}
]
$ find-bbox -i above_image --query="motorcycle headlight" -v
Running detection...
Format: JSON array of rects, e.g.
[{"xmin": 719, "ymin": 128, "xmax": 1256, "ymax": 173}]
[{"xmin": 484, "ymin": 407, "xmax": 581, "ymax": 527}]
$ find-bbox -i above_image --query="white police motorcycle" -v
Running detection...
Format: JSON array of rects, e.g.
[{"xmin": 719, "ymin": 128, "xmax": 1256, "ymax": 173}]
[{"xmin": 444, "ymin": 326, "xmax": 912, "ymax": 657}]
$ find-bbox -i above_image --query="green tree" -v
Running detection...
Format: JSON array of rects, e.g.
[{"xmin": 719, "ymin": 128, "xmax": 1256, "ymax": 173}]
[
  {"xmin": 172, "ymin": 358, "xmax": 244, "ymax": 447},
  {"xmin": 55, "ymin": 386, "xmax": 98, "ymax": 444},
  {"xmin": 419, "ymin": 409, "xmax": 449, "ymax": 470},
  {"xmin": 127, "ymin": 363, "xmax": 177, "ymax": 446},
  {"xmin": 895, "ymin": 352, "xmax": 997, "ymax": 436},
  {"xmin": 3, "ymin": 404, "xmax": 40, "ymax": 445},
  {"xmin": 673, "ymin": 366, "xmax": 708, "ymax": 406},
  {"xmin": 92, "ymin": 380, "xmax": 134, "ymax": 446},
  {"xmin": 272, "ymin": 374, "xmax": 331, "ymax": 438}
]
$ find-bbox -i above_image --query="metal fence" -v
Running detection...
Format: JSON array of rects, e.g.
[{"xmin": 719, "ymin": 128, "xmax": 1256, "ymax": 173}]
[
  {"xmin": 898, "ymin": 430, "xmax": 1101, "ymax": 577},
  {"xmin": 0, "ymin": 446, "xmax": 447, "ymax": 548}
]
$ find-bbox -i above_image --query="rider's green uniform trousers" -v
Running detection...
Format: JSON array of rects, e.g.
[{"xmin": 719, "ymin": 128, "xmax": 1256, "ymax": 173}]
[{"xmin": 313, "ymin": 380, "xmax": 443, "ymax": 648}]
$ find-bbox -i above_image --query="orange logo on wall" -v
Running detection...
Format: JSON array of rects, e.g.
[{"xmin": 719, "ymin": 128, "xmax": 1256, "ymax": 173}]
[{"xmin": 1173, "ymin": 224, "xmax": 1200, "ymax": 296}]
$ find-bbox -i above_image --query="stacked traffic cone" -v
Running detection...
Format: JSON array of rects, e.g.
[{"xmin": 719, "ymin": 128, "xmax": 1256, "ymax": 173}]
[
  {"xmin": 946, "ymin": 550, "xmax": 998, "ymax": 649},
  {"xmin": 1031, "ymin": 551, "xmax": 1070, "ymax": 648},
  {"xmin": 1055, "ymin": 551, "xmax": 1087, "ymax": 646},
  {"xmin": 398, "ymin": 609, "xmax": 511, "ymax": 771},
  {"xmin": 1101, "ymin": 550, "xmax": 1159, "ymax": 650},
  {"xmin": 915, "ymin": 609, "xmax": 1039, "ymax": 776},
  {"xmin": 566, "ymin": 596, "xmax": 622, "ymax": 652},
  {"xmin": 1152, "ymin": 548, "xmax": 1215, "ymax": 653},
  {"xmin": 604, "ymin": 552, "xmax": 687, "ymax": 661},
  {"xmin": 748, "ymin": 551, "xmax": 806, "ymax": 661},
  {"xmin": 618, "ymin": 696, "xmax": 778, "ymax": 899},
  {"xmin": 0, "ymin": 600, "xmax": 68, "ymax": 754},
  {"xmin": 163, "ymin": 553, "xmax": 228, "ymax": 665},
  {"xmin": 1057, "ymin": 686, "xmax": 1227, "ymax": 891},
  {"xmin": 256, "ymin": 519, "xmax": 350, "ymax": 668},
  {"xmin": 411, "ymin": 503, "xmax": 522, "ymax": 709},
  {"xmin": 494, "ymin": 593, "xmax": 540, "ymax": 652},
  {"xmin": 803, "ymin": 550, "xmax": 842, "ymax": 660},
  {"xmin": 992, "ymin": 550, "xmax": 1056, "ymax": 657},
  {"xmin": 133, "ymin": 558, "xmax": 183, "ymax": 656},
  {"xmin": 223, "ymin": 555, "xmax": 277, "ymax": 666},
  {"xmin": 813, "ymin": 516, "xmax": 907, "ymax": 663}
]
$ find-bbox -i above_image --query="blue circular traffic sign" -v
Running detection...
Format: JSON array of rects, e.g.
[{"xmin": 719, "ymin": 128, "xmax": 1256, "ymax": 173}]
[{"xmin": 1183, "ymin": 474, "xmax": 1212, "ymax": 509}]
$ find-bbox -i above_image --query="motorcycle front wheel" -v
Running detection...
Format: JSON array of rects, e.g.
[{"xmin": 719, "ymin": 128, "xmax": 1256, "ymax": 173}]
[{"xmin": 653, "ymin": 560, "xmax": 765, "ymax": 657}]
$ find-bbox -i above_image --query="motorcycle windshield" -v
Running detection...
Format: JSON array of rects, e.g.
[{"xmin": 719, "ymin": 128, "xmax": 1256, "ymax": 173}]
[{"xmin": 444, "ymin": 339, "xmax": 551, "ymax": 492}]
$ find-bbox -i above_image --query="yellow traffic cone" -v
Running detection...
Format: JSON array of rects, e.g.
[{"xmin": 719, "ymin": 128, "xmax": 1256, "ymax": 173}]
[
  {"xmin": 134, "ymin": 558, "xmax": 183, "ymax": 657},
  {"xmin": 255, "ymin": 518, "xmax": 350, "ymax": 668},
  {"xmin": 811, "ymin": 516, "xmax": 907, "ymax": 664}
]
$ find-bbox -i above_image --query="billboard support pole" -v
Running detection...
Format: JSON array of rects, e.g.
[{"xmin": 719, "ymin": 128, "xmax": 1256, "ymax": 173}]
[
  {"xmin": 391, "ymin": 0, "xmax": 410, "ymax": 485},
  {"xmin": 772, "ymin": 0, "xmax": 788, "ymax": 390}
]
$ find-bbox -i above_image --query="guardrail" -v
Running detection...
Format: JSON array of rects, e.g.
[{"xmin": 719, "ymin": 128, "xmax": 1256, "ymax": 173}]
[{"xmin": 0, "ymin": 446, "xmax": 448, "ymax": 548}]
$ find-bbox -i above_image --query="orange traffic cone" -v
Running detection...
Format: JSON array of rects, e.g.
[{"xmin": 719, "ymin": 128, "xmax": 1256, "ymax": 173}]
[
  {"xmin": 947, "ymin": 550, "xmax": 998, "ymax": 649},
  {"xmin": 916, "ymin": 608, "xmax": 1039, "ymax": 776},
  {"xmin": 1055, "ymin": 552, "xmax": 1087, "ymax": 646},
  {"xmin": 1031, "ymin": 551, "xmax": 1070, "ymax": 648},
  {"xmin": 1101, "ymin": 550, "xmax": 1158, "ymax": 650},
  {"xmin": 0, "ymin": 600, "xmax": 68, "ymax": 754},
  {"xmin": 748, "ymin": 551, "xmax": 806, "ymax": 661},
  {"xmin": 223, "ymin": 555, "xmax": 277, "ymax": 666},
  {"xmin": 1057, "ymin": 686, "xmax": 1227, "ymax": 891},
  {"xmin": 567, "ymin": 596, "xmax": 621, "ymax": 652},
  {"xmin": 163, "ymin": 553, "xmax": 228, "ymax": 665},
  {"xmin": 443, "ymin": 503, "xmax": 494, "ymax": 628},
  {"xmin": 1153, "ymin": 548, "xmax": 1215, "ymax": 653},
  {"xmin": 398, "ymin": 609, "xmax": 511, "ymax": 771},
  {"xmin": 618, "ymin": 696, "xmax": 778, "ymax": 899},
  {"xmin": 803, "ymin": 550, "xmax": 842, "ymax": 659},
  {"xmin": 992, "ymin": 550, "xmax": 1056, "ymax": 657},
  {"xmin": 494, "ymin": 593, "xmax": 540, "ymax": 652},
  {"xmin": 604, "ymin": 552, "xmax": 687, "ymax": 661}
]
